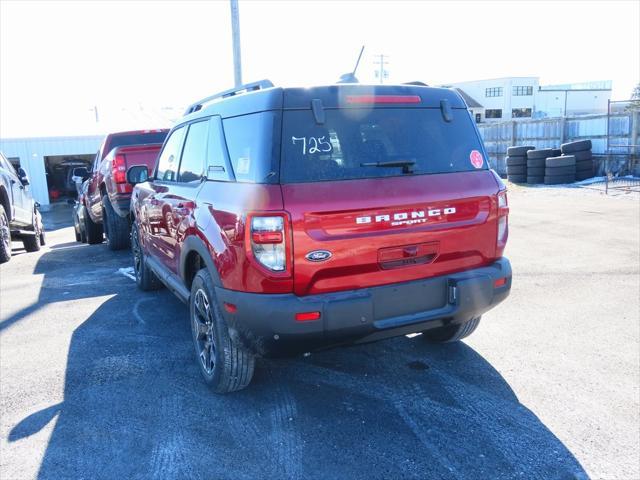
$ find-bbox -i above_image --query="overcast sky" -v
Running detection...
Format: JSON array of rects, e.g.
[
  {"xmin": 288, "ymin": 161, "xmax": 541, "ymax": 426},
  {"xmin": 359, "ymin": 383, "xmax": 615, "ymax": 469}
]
[{"xmin": 1, "ymin": 0, "xmax": 638, "ymax": 136}]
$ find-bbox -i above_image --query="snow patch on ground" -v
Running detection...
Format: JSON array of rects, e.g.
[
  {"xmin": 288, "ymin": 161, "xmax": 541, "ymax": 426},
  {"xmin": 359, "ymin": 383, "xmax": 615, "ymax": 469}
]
[{"xmin": 117, "ymin": 267, "xmax": 136, "ymax": 281}]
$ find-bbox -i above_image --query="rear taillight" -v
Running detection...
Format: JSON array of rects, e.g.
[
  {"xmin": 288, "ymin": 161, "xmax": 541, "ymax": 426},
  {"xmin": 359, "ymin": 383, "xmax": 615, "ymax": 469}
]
[
  {"xmin": 113, "ymin": 154, "xmax": 127, "ymax": 184},
  {"xmin": 249, "ymin": 215, "xmax": 287, "ymax": 272},
  {"xmin": 497, "ymin": 190, "xmax": 509, "ymax": 249}
]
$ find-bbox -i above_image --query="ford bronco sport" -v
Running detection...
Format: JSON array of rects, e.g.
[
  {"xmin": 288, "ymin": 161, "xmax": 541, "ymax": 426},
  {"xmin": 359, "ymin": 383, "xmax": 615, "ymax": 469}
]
[{"xmin": 127, "ymin": 81, "xmax": 512, "ymax": 393}]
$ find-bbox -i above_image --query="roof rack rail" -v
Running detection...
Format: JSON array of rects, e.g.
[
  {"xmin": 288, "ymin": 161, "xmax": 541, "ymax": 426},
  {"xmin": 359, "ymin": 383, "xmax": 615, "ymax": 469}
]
[{"xmin": 183, "ymin": 79, "xmax": 274, "ymax": 116}]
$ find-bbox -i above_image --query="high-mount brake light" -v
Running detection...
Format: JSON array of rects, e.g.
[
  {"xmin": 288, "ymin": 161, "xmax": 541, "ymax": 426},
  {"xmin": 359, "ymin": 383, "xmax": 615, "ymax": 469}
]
[
  {"xmin": 249, "ymin": 216, "xmax": 287, "ymax": 272},
  {"xmin": 497, "ymin": 190, "xmax": 509, "ymax": 248},
  {"xmin": 113, "ymin": 154, "xmax": 127, "ymax": 184},
  {"xmin": 345, "ymin": 95, "xmax": 422, "ymax": 104}
]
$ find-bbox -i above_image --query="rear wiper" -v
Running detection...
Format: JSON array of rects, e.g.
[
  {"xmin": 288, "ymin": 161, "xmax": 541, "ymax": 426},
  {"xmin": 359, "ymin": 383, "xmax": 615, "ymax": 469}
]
[{"xmin": 360, "ymin": 160, "xmax": 415, "ymax": 173}]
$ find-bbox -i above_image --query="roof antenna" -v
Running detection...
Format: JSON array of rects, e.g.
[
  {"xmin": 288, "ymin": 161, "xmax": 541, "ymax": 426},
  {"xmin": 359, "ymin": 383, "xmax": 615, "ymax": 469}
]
[{"xmin": 337, "ymin": 45, "xmax": 364, "ymax": 83}]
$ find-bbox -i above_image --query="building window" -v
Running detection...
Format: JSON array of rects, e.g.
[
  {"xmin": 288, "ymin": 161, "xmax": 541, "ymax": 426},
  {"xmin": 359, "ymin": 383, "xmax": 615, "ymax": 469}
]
[
  {"xmin": 475, "ymin": 113, "xmax": 482, "ymax": 123},
  {"xmin": 485, "ymin": 87, "xmax": 503, "ymax": 97},
  {"xmin": 512, "ymin": 86, "xmax": 533, "ymax": 96},
  {"xmin": 512, "ymin": 108, "xmax": 532, "ymax": 118},
  {"xmin": 485, "ymin": 109, "xmax": 502, "ymax": 119}
]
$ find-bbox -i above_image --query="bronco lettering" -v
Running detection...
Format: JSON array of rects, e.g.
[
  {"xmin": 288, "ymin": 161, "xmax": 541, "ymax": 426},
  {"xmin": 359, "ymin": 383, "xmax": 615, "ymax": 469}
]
[{"xmin": 356, "ymin": 207, "xmax": 456, "ymax": 226}]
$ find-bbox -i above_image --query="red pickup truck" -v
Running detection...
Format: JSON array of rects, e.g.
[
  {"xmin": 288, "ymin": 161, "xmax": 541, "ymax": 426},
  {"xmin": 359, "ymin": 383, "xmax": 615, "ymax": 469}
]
[{"xmin": 82, "ymin": 129, "xmax": 168, "ymax": 249}]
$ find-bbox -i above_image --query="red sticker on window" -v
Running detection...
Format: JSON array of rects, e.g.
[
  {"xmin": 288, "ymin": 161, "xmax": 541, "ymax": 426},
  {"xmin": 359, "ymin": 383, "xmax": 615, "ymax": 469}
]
[{"xmin": 470, "ymin": 150, "xmax": 484, "ymax": 169}]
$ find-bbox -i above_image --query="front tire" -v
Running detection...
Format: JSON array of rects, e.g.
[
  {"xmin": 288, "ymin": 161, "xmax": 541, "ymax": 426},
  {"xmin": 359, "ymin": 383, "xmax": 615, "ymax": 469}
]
[
  {"xmin": 190, "ymin": 268, "xmax": 255, "ymax": 393},
  {"xmin": 422, "ymin": 317, "xmax": 481, "ymax": 343},
  {"xmin": 102, "ymin": 195, "xmax": 129, "ymax": 250},
  {"xmin": 0, "ymin": 205, "xmax": 11, "ymax": 264},
  {"xmin": 131, "ymin": 221, "xmax": 162, "ymax": 291}
]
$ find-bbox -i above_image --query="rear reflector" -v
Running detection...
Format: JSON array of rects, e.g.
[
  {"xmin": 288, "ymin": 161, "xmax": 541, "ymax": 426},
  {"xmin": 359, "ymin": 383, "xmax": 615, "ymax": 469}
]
[
  {"xmin": 345, "ymin": 95, "xmax": 422, "ymax": 104},
  {"xmin": 295, "ymin": 311, "xmax": 321, "ymax": 322},
  {"xmin": 223, "ymin": 302, "xmax": 237, "ymax": 314},
  {"xmin": 494, "ymin": 278, "xmax": 507, "ymax": 288},
  {"xmin": 251, "ymin": 231, "xmax": 283, "ymax": 244}
]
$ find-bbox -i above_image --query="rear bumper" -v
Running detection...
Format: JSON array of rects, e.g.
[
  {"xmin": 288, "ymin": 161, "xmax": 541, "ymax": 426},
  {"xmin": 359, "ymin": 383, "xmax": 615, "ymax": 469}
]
[{"xmin": 216, "ymin": 258, "xmax": 511, "ymax": 356}]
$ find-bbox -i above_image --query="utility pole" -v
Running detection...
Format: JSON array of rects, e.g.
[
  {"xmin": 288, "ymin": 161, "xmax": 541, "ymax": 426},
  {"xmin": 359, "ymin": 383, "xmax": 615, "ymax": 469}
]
[
  {"xmin": 373, "ymin": 54, "xmax": 389, "ymax": 84},
  {"xmin": 230, "ymin": 0, "xmax": 242, "ymax": 87}
]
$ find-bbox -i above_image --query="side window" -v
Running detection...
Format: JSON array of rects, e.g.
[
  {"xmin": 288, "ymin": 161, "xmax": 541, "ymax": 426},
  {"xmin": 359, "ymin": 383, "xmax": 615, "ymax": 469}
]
[
  {"xmin": 222, "ymin": 111, "xmax": 280, "ymax": 183},
  {"xmin": 178, "ymin": 120, "xmax": 209, "ymax": 183},
  {"xmin": 206, "ymin": 116, "xmax": 233, "ymax": 182},
  {"xmin": 156, "ymin": 126, "xmax": 186, "ymax": 182}
]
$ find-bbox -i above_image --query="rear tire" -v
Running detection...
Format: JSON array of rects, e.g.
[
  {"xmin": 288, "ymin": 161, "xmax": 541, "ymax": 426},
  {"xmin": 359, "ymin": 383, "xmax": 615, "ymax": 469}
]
[
  {"xmin": 102, "ymin": 195, "xmax": 129, "ymax": 251},
  {"xmin": 84, "ymin": 206, "xmax": 103, "ymax": 244},
  {"xmin": 0, "ymin": 205, "xmax": 11, "ymax": 264},
  {"xmin": 131, "ymin": 222, "xmax": 162, "ymax": 291},
  {"xmin": 423, "ymin": 317, "xmax": 481, "ymax": 343},
  {"xmin": 190, "ymin": 267, "xmax": 255, "ymax": 393},
  {"xmin": 22, "ymin": 209, "xmax": 42, "ymax": 252}
]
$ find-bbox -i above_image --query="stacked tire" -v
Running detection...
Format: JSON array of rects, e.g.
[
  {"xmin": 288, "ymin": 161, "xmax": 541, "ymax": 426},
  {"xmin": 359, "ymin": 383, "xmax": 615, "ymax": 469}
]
[
  {"xmin": 526, "ymin": 148, "xmax": 555, "ymax": 184},
  {"xmin": 506, "ymin": 146, "xmax": 534, "ymax": 184},
  {"xmin": 561, "ymin": 140, "xmax": 593, "ymax": 181},
  {"xmin": 544, "ymin": 155, "xmax": 576, "ymax": 184}
]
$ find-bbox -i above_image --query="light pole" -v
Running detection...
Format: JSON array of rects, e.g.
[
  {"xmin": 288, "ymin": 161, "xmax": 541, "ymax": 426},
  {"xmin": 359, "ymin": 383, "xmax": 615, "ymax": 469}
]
[{"xmin": 230, "ymin": 0, "xmax": 242, "ymax": 87}]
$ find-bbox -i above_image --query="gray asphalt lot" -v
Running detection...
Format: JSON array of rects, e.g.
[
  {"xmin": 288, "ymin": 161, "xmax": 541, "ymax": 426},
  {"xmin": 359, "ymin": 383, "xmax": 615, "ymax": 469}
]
[{"xmin": 1, "ymin": 187, "xmax": 638, "ymax": 480}]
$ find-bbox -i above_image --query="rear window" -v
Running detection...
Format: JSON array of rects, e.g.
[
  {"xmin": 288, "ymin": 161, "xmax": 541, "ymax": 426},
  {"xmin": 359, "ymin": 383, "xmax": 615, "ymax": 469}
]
[{"xmin": 280, "ymin": 108, "xmax": 486, "ymax": 183}]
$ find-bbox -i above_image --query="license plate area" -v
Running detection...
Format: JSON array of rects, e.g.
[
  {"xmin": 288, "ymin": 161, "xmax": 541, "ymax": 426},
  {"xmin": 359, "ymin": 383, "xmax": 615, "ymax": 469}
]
[{"xmin": 372, "ymin": 276, "xmax": 448, "ymax": 320}]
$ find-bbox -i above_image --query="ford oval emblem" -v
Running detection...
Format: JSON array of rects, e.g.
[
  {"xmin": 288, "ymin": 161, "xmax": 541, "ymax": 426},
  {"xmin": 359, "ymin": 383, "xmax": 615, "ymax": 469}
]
[{"xmin": 305, "ymin": 250, "xmax": 332, "ymax": 262}]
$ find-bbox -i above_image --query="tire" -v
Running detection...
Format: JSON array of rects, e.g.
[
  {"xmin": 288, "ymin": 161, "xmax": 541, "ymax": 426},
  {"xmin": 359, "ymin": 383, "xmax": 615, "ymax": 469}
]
[
  {"xmin": 561, "ymin": 139, "xmax": 592, "ymax": 154},
  {"xmin": 527, "ymin": 167, "xmax": 544, "ymax": 176},
  {"xmin": 527, "ymin": 158, "xmax": 545, "ymax": 168},
  {"xmin": 544, "ymin": 174, "xmax": 575, "ymax": 185},
  {"xmin": 545, "ymin": 165, "xmax": 576, "ymax": 176},
  {"xmin": 546, "ymin": 155, "xmax": 575, "ymax": 167},
  {"xmin": 84, "ymin": 206, "xmax": 103, "ymax": 245},
  {"xmin": 73, "ymin": 210, "xmax": 82, "ymax": 242},
  {"xmin": 423, "ymin": 317, "xmax": 481, "ymax": 343},
  {"xmin": 572, "ymin": 150, "xmax": 592, "ymax": 161},
  {"xmin": 527, "ymin": 176, "xmax": 544, "ymax": 184},
  {"xmin": 190, "ymin": 268, "xmax": 255, "ymax": 393},
  {"xmin": 507, "ymin": 146, "xmax": 534, "ymax": 156},
  {"xmin": 102, "ymin": 195, "xmax": 129, "ymax": 251},
  {"xmin": 506, "ymin": 156, "xmax": 527, "ymax": 167},
  {"xmin": 22, "ymin": 210, "xmax": 42, "ymax": 253},
  {"xmin": 508, "ymin": 174, "xmax": 526, "ymax": 183},
  {"xmin": 22, "ymin": 232, "xmax": 41, "ymax": 252},
  {"xmin": 131, "ymin": 222, "xmax": 163, "ymax": 291},
  {"xmin": 527, "ymin": 148, "xmax": 555, "ymax": 160},
  {"xmin": 0, "ymin": 205, "xmax": 11, "ymax": 264},
  {"xmin": 506, "ymin": 165, "xmax": 526, "ymax": 175},
  {"xmin": 35, "ymin": 210, "xmax": 45, "ymax": 246}
]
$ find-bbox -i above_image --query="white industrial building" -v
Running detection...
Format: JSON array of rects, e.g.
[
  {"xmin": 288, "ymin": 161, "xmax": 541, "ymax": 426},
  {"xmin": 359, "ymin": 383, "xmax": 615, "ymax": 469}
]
[
  {"xmin": 0, "ymin": 135, "xmax": 104, "ymax": 210},
  {"xmin": 444, "ymin": 77, "xmax": 612, "ymax": 122}
]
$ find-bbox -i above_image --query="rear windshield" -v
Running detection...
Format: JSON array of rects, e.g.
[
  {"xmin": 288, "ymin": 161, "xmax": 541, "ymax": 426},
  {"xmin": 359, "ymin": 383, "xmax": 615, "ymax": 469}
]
[{"xmin": 280, "ymin": 108, "xmax": 486, "ymax": 183}]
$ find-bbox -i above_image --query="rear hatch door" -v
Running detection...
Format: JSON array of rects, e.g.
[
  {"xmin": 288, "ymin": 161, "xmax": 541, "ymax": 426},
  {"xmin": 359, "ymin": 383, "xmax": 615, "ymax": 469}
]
[{"xmin": 280, "ymin": 88, "xmax": 500, "ymax": 296}]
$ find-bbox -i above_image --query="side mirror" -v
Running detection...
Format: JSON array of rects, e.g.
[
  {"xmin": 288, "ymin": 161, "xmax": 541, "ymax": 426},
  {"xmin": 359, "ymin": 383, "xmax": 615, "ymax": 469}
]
[
  {"xmin": 72, "ymin": 167, "xmax": 90, "ymax": 181},
  {"xmin": 17, "ymin": 167, "xmax": 29, "ymax": 186},
  {"xmin": 126, "ymin": 165, "xmax": 149, "ymax": 185}
]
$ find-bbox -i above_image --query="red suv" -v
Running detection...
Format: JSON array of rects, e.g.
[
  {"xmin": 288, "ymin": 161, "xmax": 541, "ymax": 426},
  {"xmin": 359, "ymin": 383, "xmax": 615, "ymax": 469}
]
[{"xmin": 127, "ymin": 81, "xmax": 512, "ymax": 393}]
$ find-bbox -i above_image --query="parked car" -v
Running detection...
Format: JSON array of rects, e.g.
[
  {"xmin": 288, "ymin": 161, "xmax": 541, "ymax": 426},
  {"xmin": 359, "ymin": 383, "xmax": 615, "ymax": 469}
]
[
  {"xmin": 128, "ymin": 81, "xmax": 512, "ymax": 393},
  {"xmin": 82, "ymin": 129, "xmax": 168, "ymax": 249},
  {"xmin": 0, "ymin": 152, "xmax": 45, "ymax": 263},
  {"xmin": 72, "ymin": 172, "xmax": 91, "ymax": 243}
]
